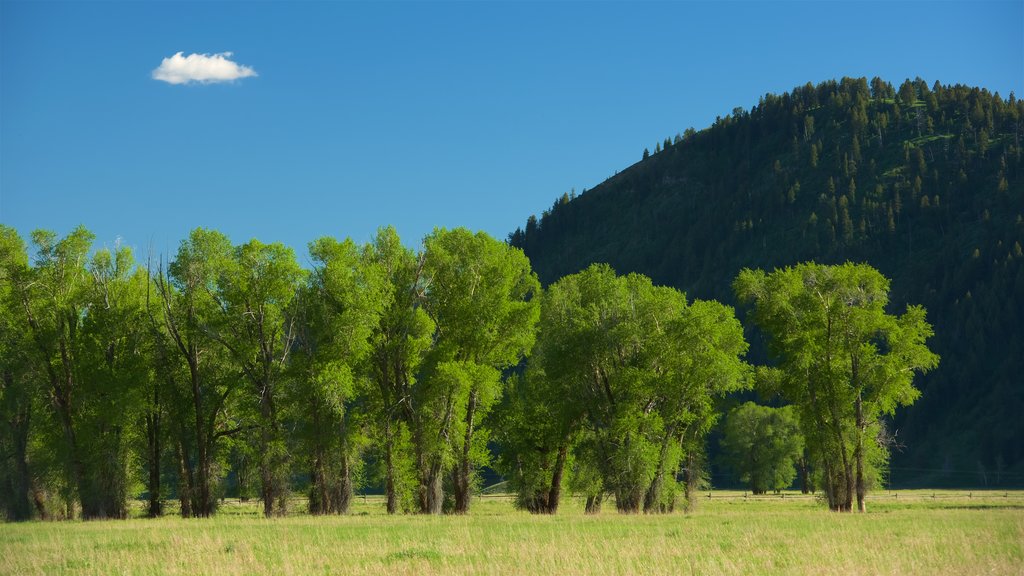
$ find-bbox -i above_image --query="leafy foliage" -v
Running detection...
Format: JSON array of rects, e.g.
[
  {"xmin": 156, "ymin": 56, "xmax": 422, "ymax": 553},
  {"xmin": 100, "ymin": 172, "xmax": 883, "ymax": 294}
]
[
  {"xmin": 720, "ymin": 402, "xmax": 803, "ymax": 494},
  {"xmin": 735, "ymin": 262, "xmax": 938, "ymax": 509},
  {"xmin": 496, "ymin": 264, "xmax": 749, "ymax": 513}
]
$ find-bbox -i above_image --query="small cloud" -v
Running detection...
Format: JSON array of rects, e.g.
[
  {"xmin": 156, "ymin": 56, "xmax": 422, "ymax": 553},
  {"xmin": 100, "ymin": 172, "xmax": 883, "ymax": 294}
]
[{"xmin": 152, "ymin": 51, "xmax": 257, "ymax": 85}]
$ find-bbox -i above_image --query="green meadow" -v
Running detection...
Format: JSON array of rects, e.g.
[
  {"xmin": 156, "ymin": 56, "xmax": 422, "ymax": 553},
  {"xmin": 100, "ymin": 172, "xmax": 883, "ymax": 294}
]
[{"xmin": 2, "ymin": 490, "xmax": 1021, "ymax": 576}]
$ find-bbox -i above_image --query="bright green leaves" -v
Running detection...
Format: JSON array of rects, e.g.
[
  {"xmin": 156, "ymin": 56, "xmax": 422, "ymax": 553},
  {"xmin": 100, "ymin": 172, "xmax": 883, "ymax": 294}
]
[
  {"xmin": 219, "ymin": 238, "xmax": 305, "ymax": 367},
  {"xmin": 501, "ymin": 263, "xmax": 749, "ymax": 513},
  {"xmin": 419, "ymin": 228, "xmax": 541, "ymax": 513},
  {"xmin": 289, "ymin": 233, "xmax": 390, "ymax": 514},
  {"xmin": 3, "ymin": 226, "xmax": 154, "ymax": 519},
  {"xmin": 168, "ymin": 227, "xmax": 233, "ymax": 297},
  {"xmin": 219, "ymin": 238, "xmax": 305, "ymax": 516},
  {"xmin": 661, "ymin": 299, "xmax": 750, "ymax": 434},
  {"xmin": 423, "ymin": 227, "xmax": 540, "ymax": 368},
  {"xmin": 735, "ymin": 262, "xmax": 938, "ymax": 510}
]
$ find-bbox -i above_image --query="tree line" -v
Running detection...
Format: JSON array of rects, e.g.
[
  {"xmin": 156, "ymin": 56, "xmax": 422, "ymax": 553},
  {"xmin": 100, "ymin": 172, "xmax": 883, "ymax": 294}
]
[{"xmin": 0, "ymin": 224, "xmax": 935, "ymax": 520}]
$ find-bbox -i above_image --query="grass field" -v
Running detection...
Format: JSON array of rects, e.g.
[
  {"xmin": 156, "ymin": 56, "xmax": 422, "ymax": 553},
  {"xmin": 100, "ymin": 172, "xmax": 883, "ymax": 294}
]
[{"xmin": 1, "ymin": 490, "xmax": 1022, "ymax": 575}]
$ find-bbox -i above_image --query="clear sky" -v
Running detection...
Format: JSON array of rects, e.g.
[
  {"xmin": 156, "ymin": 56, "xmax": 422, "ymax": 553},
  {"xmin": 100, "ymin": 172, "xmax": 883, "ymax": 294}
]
[{"xmin": 2, "ymin": 1, "xmax": 1022, "ymax": 260}]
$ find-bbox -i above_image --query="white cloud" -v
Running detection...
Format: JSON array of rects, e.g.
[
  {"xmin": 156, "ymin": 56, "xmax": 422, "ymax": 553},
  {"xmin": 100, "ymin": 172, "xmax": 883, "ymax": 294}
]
[{"xmin": 152, "ymin": 51, "xmax": 257, "ymax": 85}]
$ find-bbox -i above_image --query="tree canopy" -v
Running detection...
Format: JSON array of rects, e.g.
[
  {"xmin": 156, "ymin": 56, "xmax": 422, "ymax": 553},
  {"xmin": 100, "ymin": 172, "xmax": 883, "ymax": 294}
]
[{"xmin": 735, "ymin": 262, "xmax": 938, "ymax": 510}]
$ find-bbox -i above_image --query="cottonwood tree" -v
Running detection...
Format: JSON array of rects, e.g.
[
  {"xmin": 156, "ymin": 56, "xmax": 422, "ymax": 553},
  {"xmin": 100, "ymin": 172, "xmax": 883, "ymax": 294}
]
[
  {"xmin": 289, "ymin": 236, "xmax": 387, "ymax": 514},
  {"xmin": 734, "ymin": 262, "xmax": 937, "ymax": 511},
  {"xmin": 720, "ymin": 402, "xmax": 803, "ymax": 494},
  {"xmin": 502, "ymin": 264, "xmax": 747, "ymax": 514},
  {"xmin": 493, "ymin": 367, "xmax": 575, "ymax": 514},
  {"xmin": 419, "ymin": 228, "xmax": 540, "ymax": 514},
  {"xmin": 13, "ymin": 227, "xmax": 96, "ymax": 518},
  {"xmin": 155, "ymin": 228, "xmax": 240, "ymax": 517},
  {"xmin": 364, "ymin": 227, "xmax": 434, "ymax": 514},
  {"xmin": 7, "ymin": 227, "xmax": 151, "ymax": 519},
  {"xmin": 214, "ymin": 239, "xmax": 305, "ymax": 517},
  {"xmin": 0, "ymin": 226, "xmax": 41, "ymax": 520},
  {"xmin": 644, "ymin": 299, "xmax": 749, "ymax": 512},
  {"xmin": 518, "ymin": 265, "xmax": 676, "ymax": 513},
  {"xmin": 76, "ymin": 244, "xmax": 153, "ymax": 519}
]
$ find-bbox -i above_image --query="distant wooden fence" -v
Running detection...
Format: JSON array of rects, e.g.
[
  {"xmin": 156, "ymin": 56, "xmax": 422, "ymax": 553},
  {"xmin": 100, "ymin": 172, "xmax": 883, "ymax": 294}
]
[{"xmin": 698, "ymin": 491, "xmax": 1024, "ymax": 501}]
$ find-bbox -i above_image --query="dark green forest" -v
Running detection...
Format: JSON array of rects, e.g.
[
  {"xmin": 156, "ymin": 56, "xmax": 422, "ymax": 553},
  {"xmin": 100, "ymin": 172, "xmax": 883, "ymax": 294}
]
[{"xmin": 510, "ymin": 77, "xmax": 1024, "ymax": 487}]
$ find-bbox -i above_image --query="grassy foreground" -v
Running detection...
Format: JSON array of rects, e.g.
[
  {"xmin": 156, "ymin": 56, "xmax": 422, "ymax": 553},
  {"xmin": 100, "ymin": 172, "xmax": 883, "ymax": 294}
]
[{"xmin": 1, "ymin": 490, "xmax": 1021, "ymax": 575}]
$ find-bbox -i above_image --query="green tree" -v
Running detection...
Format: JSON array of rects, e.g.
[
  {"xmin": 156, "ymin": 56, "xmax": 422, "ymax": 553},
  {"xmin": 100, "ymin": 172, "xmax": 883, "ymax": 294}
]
[
  {"xmin": 645, "ymin": 299, "xmax": 749, "ymax": 511},
  {"xmin": 8, "ymin": 227, "xmax": 151, "ymax": 519},
  {"xmin": 0, "ymin": 226, "xmax": 41, "ymax": 520},
  {"xmin": 735, "ymin": 263, "xmax": 938, "ymax": 511},
  {"xmin": 420, "ymin": 228, "xmax": 540, "ymax": 514},
  {"xmin": 76, "ymin": 244, "xmax": 153, "ymax": 519},
  {"xmin": 289, "ymin": 236, "xmax": 387, "ymax": 514},
  {"xmin": 156, "ymin": 228, "xmax": 239, "ymax": 517},
  {"xmin": 15, "ymin": 227, "xmax": 96, "ymax": 518},
  {"xmin": 503, "ymin": 265, "xmax": 746, "ymax": 514},
  {"xmin": 493, "ymin": 367, "xmax": 573, "ymax": 513},
  {"xmin": 215, "ymin": 239, "xmax": 305, "ymax": 517},
  {"xmin": 364, "ymin": 226, "xmax": 434, "ymax": 514},
  {"xmin": 720, "ymin": 403, "xmax": 803, "ymax": 494}
]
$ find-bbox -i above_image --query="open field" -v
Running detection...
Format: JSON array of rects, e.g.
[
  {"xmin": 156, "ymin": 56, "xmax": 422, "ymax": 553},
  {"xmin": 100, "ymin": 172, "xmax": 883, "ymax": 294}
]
[{"xmin": 1, "ymin": 490, "xmax": 1022, "ymax": 576}]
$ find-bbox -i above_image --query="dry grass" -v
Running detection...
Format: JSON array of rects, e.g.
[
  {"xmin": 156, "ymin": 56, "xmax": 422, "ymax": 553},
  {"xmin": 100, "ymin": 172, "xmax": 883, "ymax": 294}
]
[{"xmin": 1, "ymin": 490, "xmax": 1022, "ymax": 575}]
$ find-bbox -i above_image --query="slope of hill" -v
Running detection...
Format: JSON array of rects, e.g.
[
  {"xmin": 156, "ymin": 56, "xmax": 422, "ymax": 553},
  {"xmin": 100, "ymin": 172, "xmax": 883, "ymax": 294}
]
[{"xmin": 510, "ymin": 77, "xmax": 1024, "ymax": 487}]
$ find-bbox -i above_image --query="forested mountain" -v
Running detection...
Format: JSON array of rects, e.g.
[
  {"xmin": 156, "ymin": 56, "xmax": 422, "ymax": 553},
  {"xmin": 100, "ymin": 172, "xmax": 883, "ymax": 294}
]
[{"xmin": 510, "ymin": 77, "xmax": 1024, "ymax": 487}]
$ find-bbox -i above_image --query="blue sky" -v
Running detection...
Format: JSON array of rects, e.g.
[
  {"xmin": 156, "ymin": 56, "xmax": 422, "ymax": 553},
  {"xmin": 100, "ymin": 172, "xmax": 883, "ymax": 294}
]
[{"xmin": 2, "ymin": 1, "xmax": 1022, "ymax": 260}]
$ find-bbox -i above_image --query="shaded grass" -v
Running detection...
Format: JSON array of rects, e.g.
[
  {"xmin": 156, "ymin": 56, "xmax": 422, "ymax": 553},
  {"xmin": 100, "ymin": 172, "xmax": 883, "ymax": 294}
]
[{"xmin": 1, "ymin": 491, "xmax": 1022, "ymax": 575}]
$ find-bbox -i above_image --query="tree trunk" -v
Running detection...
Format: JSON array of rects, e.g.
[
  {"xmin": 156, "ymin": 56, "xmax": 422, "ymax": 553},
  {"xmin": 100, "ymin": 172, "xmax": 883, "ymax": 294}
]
[
  {"xmin": 452, "ymin": 388, "xmax": 478, "ymax": 514},
  {"xmin": 53, "ymin": 394, "xmax": 95, "ymax": 519},
  {"xmin": 196, "ymin": 437, "xmax": 213, "ymax": 517},
  {"xmin": 544, "ymin": 443, "xmax": 569, "ymax": 514},
  {"xmin": 416, "ymin": 448, "xmax": 428, "ymax": 513},
  {"xmin": 338, "ymin": 453, "xmax": 354, "ymax": 514},
  {"xmin": 98, "ymin": 427, "xmax": 129, "ymax": 519},
  {"xmin": 839, "ymin": 436, "xmax": 854, "ymax": 512},
  {"xmin": 176, "ymin": 439, "xmax": 193, "ymax": 518},
  {"xmin": 616, "ymin": 489, "xmax": 643, "ymax": 513},
  {"xmin": 683, "ymin": 450, "xmax": 701, "ymax": 512},
  {"xmin": 309, "ymin": 444, "xmax": 329, "ymax": 515},
  {"xmin": 820, "ymin": 319, "xmax": 852, "ymax": 512},
  {"xmin": 7, "ymin": 422, "xmax": 34, "ymax": 521},
  {"xmin": 420, "ymin": 390, "xmax": 455, "ymax": 515},
  {"xmin": 825, "ymin": 395, "xmax": 853, "ymax": 512},
  {"xmin": 189, "ymin": 364, "xmax": 214, "ymax": 518},
  {"xmin": 31, "ymin": 481, "xmax": 48, "ymax": 520},
  {"xmin": 821, "ymin": 454, "xmax": 840, "ymax": 510},
  {"xmin": 145, "ymin": 409, "xmax": 163, "ymax": 518},
  {"xmin": 4, "ymin": 371, "xmax": 35, "ymax": 521},
  {"xmin": 424, "ymin": 460, "xmax": 444, "ymax": 514},
  {"xmin": 258, "ymin": 382, "xmax": 285, "ymax": 518},
  {"xmin": 584, "ymin": 492, "xmax": 603, "ymax": 514},
  {"xmin": 798, "ymin": 453, "xmax": 810, "ymax": 495},
  {"xmin": 384, "ymin": 419, "xmax": 398, "ymax": 514},
  {"xmin": 644, "ymin": 428, "xmax": 675, "ymax": 514},
  {"xmin": 855, "ymin": 392, "xmax": 867, "ymax": 513}
]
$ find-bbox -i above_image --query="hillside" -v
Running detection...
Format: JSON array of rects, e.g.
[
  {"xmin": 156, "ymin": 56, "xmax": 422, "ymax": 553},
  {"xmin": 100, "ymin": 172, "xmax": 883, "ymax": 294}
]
[{"xmin": 510, "ymin": 77, "xmax": 1024, "ymax": 487}]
